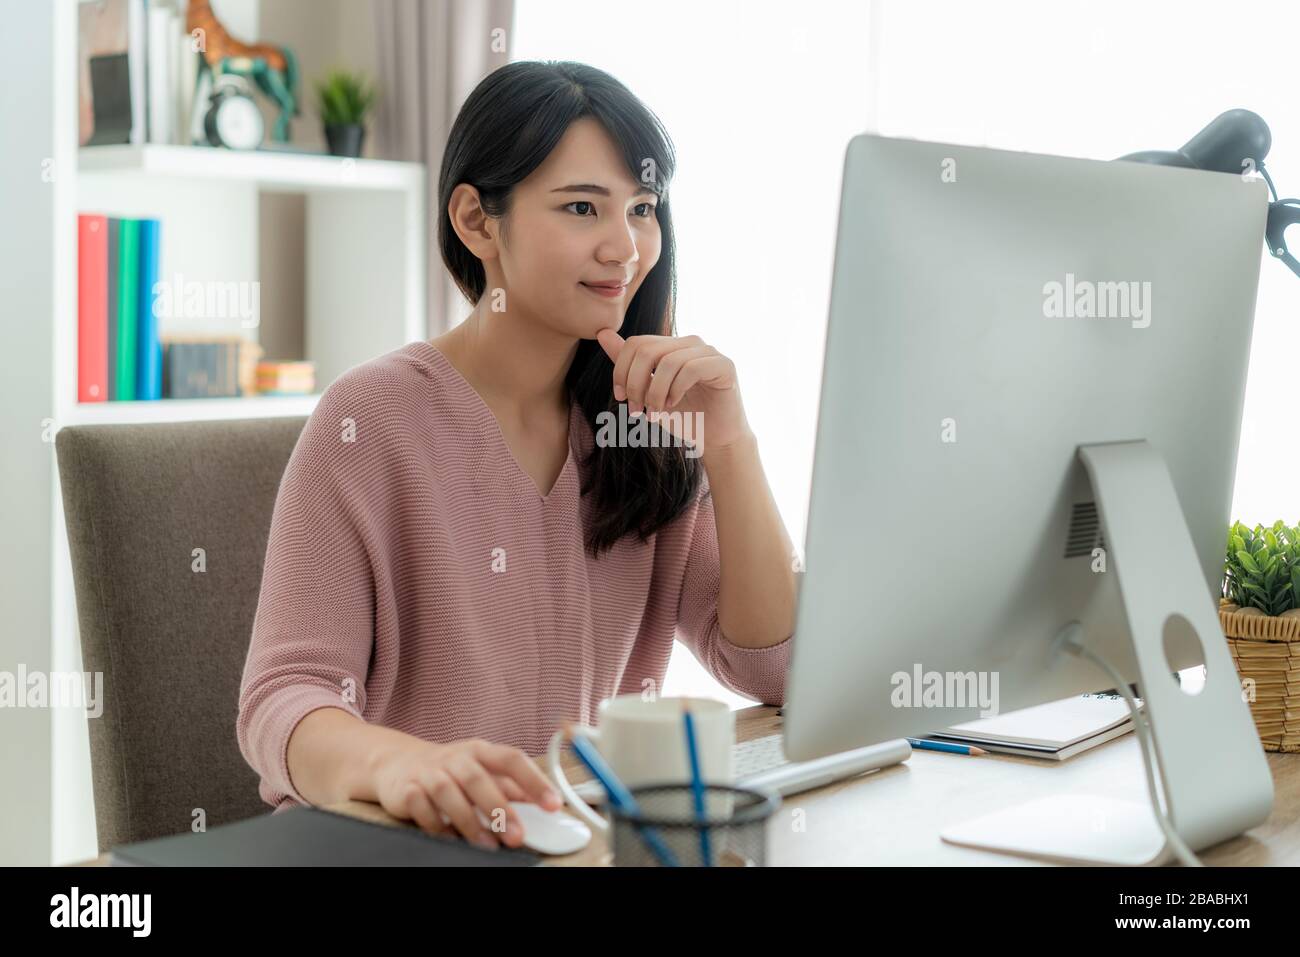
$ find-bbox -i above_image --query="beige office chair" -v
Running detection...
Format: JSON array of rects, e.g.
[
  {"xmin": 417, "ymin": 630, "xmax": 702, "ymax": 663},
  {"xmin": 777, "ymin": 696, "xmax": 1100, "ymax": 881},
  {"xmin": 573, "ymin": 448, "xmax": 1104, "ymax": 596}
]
[{"xmin": 55, "ymin": 415, "xmax": 308, "ymax": 852}]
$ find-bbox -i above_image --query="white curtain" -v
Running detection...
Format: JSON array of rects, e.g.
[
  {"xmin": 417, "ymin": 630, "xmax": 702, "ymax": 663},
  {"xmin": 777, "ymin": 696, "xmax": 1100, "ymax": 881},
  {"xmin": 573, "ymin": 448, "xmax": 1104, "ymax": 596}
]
[{"xmin": 372, "ymin": 0, "xmax": 516, "ymax": 336}]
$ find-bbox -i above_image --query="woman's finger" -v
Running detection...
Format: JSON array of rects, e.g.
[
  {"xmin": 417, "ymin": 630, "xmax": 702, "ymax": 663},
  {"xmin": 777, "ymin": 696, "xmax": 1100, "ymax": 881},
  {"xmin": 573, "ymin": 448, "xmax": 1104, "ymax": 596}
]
[
  {"xmin": 621, "ymin": 336, "xmax": 701, "ymax": 412},
  {"xmin": 609, "ymin": 335, "xmax": 646, "ymax": 404},
  {"xmin": 666, "ymin": 355, "xmax": 736, "ymax": 408},
  {"xmin": 425, "ymin": 768, "xmax": 497, "ymax": 848},
  {"xmin": 644, "ymin": 345, "xmax": 715, "ymax": 412},
  {"xmin": 596, "ymin": 328, "xmax": 625, "ymax": 363},
  {"xmin": 404, "ymin": 785, "xmax": 451, "ymax": 837},
  {"xmin": 448, "ymin": 758, "xmax": 521, "ymax": 846},
  {"xmin": 495, "ymin": 774, "xmax": 529, "ymax": 802},
  {"xmin": 624, "ymin": 343, "xmax": 663, "ymax": 413},
  {"xmin": 610, "ymin": 334, "xmax": 693, "ymax": 405},
  {"xmin": 477, "ymin": 741, "xmax": 564, "ymax": 810}
]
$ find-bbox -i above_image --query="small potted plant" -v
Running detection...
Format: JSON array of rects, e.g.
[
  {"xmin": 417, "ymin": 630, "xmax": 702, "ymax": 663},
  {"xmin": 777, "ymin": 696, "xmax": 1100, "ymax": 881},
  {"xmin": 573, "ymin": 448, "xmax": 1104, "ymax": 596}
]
[
  {"xmin": 1219, "ymin": 520, "xmax": 1300, "ymax": 752},
  {"xmin": 314, "ymin": 69, "xmax": 376, "ymax": 158}
]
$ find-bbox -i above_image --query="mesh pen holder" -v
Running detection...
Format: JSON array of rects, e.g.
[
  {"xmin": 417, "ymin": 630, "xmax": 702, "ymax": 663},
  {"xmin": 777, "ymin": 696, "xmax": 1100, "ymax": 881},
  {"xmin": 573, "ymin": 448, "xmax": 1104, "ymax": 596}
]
[{"xmin": 607, "ymin": 783, "xmax": 779, "ymax": 867}]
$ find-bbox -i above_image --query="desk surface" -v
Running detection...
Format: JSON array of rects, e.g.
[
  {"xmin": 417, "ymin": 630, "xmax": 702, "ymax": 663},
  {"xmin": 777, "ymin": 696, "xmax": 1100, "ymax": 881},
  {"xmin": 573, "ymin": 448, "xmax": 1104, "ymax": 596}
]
[
  {"xmin": 328, "ymin": 704, "xmax": 1299, "ymax": 866},
  {"xmin": 78, "ymin": 704, "xmax": 1299, "ymax": 866}
]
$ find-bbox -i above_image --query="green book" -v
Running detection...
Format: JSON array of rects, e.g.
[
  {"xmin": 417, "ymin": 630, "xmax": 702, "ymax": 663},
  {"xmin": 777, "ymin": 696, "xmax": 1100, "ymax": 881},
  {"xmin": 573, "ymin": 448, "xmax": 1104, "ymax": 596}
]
[{"xmin": 115, "ymin": 219, "xmax": 140, "ymax": 401}]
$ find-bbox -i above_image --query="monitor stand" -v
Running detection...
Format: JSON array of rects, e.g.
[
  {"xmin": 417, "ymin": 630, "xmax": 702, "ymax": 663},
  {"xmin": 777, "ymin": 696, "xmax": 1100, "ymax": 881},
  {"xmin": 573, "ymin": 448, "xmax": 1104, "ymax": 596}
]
[{"xmin": 940, "ymin": 440, "xmax": 1274, "ymax": 866}]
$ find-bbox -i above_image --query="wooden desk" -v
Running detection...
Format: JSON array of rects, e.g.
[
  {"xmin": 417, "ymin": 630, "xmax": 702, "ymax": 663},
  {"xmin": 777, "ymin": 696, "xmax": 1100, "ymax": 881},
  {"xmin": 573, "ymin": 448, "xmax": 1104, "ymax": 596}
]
[
  {"xmin": 77, "ymin": 704, "xmax": 1298, "ymax": 866},
  {"xmin": 322, "ymin": 703, "xmax": 1300, "ymax": 866}
]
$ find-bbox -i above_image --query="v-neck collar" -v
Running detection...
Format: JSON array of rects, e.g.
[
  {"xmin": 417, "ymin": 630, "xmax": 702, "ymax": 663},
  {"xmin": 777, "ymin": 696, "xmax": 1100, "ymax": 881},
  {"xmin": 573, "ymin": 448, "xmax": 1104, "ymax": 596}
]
[{"xmin": 413, "ymin": 340, "xmax": 578, "ymax": 503}]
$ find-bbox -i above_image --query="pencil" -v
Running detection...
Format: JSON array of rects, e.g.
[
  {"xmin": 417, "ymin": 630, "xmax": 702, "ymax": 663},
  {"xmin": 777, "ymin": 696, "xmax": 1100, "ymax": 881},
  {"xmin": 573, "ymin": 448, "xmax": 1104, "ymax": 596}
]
[
  {"xmin": 907, "ymin": 737, "xmax": 987, "ymax": 756},
  {"xmin": 682, "ymin": 701, "xmax": 712, "ymax": 866}
]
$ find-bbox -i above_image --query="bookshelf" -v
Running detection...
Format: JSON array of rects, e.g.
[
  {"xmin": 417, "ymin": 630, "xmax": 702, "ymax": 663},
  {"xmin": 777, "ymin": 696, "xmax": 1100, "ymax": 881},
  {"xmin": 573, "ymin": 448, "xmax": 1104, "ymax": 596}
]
[
  {"xmin": 79, "ymin": 143, "xmax": 424, "ymax": 192},
  {"xmin": 72, "ymin": 142, "xmax": 425, "ymax": 430},
  {"xmin": 73, "ymin": 142, "xmax": 427, "ymax": 419},
  {"xmin": 2, "ymin": 0, "xmax": 428, "ymax": 865},
  {"xmin": 62, "ymin": 392, "xmax": 321, "ymax": 425}
]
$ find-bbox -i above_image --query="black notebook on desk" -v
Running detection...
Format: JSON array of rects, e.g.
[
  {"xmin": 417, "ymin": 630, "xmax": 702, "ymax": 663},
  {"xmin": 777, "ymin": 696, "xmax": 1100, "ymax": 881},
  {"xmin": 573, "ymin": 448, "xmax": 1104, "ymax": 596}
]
[{"xmin": 109, "ymin": 806, "xmax": 540, "ymax": 866}]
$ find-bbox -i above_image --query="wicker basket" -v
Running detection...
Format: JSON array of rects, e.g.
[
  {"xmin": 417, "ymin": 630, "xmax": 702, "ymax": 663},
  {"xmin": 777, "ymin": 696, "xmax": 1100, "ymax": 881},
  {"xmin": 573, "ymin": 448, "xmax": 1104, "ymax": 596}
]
[{"xmin": 1218, "ymin": 600, "xmax": 1300, "ymax": 752}]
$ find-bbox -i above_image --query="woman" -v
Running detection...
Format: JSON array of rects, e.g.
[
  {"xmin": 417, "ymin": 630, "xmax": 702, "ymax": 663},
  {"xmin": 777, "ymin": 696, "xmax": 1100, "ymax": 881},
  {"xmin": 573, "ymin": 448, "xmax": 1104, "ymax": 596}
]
[{"xmin": 236, "ymin": 61, "xmax": 797, "ymax": 852}]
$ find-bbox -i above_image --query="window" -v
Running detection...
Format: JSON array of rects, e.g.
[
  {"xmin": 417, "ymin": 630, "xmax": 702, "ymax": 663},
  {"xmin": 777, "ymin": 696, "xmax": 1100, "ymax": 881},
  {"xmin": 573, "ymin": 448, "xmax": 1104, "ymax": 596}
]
[
  {"xmin": 514, "ymin": 0, "xmax": 872, "ymax": 707},
  {"xmin": 513, "ymin": 0, "xmax": 1294, "ymax": 705},
  {"xmin": 866, "ymin": 0, "xmax": 1300, "ymax": 526}
]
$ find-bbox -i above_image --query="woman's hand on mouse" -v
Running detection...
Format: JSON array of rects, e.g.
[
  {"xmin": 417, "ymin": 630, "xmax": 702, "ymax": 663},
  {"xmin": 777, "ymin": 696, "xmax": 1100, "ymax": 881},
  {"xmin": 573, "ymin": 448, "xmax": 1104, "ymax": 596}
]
[
  {"xmin": 370, "ymin": 736, "xmax": 563, "ymax": 850},
  {"xmin": 595, "ymin": 329, "xmax": 753, "ymax": 455}
]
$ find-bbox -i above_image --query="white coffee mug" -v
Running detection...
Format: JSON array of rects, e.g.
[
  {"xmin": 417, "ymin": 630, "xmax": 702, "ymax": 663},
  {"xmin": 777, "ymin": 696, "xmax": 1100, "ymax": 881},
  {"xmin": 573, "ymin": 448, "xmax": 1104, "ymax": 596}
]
[{"xmin": 547, "ymin": 694, "xmax": 734, "ymax": 833}]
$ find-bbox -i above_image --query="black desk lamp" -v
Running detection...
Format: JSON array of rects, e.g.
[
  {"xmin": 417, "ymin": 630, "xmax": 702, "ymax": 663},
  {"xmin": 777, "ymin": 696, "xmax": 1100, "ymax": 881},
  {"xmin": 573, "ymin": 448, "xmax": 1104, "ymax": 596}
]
[{"xmin": 1117, "ymin": 109, "xmax": 1300, "ymax": 278}]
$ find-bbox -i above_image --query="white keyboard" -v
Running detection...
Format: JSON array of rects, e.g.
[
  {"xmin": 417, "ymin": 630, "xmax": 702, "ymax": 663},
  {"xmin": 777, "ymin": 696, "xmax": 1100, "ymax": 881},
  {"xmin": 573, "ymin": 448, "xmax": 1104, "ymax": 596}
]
[
  {"xmin": 734, "ymin": 732, "xmax": 797, "ymax": 777},
  {"xmin": 571, "ymin": 733, "xmax": 912, "ymax": 803}
]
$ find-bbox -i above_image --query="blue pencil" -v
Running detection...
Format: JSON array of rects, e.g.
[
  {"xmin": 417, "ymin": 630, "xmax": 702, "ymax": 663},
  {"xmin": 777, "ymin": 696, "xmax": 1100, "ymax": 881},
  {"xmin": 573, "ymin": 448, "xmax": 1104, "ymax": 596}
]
[
  {"xmin": 907, "ymin": 737, "xmax": 987, "ymax": 756},
  {"xmin": 682, "ymin": 704, "xmax": 712, "ymax": 866},
  {"xmin": 566, "ymin": 724, "xmax": 680, "ymax": 866}
]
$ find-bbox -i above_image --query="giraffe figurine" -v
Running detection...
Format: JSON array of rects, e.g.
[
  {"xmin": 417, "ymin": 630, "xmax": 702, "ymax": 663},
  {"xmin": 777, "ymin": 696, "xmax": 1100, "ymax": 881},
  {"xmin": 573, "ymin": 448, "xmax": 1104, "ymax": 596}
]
[{"xmin": 186, "ymin": 0, "xmax": 300, "ymax": 142}]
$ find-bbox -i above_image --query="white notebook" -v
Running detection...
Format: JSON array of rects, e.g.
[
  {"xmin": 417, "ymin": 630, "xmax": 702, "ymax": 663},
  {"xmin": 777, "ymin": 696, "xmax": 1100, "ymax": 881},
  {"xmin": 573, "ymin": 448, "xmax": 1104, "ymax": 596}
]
[{"xmin": 925, "ymin": 692, "xmax": 1139, "ymax": 760}]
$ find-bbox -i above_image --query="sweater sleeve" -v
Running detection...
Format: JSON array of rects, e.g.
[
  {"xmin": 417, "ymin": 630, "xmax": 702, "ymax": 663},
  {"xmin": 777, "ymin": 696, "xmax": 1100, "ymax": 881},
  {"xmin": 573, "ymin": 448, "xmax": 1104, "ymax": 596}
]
[
  {"xmin": 674, "ymin": 476, "xmax": 793, "ymax": 705},
  {"xmin": 236, "ymin": 393, "xmax": 376, "ymax": 807}
]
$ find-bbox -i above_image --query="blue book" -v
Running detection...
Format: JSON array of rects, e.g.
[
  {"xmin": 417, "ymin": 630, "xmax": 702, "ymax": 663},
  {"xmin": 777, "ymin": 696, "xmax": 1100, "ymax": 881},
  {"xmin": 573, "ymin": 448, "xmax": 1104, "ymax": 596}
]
[{"xmin": 135, "ymin": 218, "xmax": 162, "ymax": 400}]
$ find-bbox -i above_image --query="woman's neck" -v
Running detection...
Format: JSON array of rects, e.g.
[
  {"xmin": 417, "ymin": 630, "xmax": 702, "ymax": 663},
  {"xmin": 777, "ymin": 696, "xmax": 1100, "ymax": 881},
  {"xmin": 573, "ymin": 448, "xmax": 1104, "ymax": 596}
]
[{"xmin": 434, "ymin": 299, "xmax": 578, "ymax": 417}]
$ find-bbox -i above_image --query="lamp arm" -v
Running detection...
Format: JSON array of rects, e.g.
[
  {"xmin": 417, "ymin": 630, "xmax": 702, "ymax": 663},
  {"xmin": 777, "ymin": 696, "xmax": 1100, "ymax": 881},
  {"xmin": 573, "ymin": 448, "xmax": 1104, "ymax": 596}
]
[{"xmin": 1266, "ymin": 200, "xmax": 1300, "ymax": 279}]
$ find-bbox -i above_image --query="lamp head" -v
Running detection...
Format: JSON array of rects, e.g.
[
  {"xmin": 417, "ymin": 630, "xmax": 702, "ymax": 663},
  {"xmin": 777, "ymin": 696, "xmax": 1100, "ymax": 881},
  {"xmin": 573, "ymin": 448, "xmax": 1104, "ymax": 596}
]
[
  {"xmin": 1117, "ymin": 109, "xmax": 1271, "ymax": 174},
  {"xmin": 1117, "ymin": 109, "xmax": 1300, "ymax": 278}
]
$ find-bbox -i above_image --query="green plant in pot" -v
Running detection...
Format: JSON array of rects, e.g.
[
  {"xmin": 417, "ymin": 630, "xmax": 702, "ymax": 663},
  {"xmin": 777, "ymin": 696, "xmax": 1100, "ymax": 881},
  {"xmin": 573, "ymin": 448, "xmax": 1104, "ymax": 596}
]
[
  {"xmin": 314, "ymin": 69, "xmax": 376, "ymax": 158},
  {"xmin": 1221, "ymin": 520, "xmax": 1300, "ymax": 616},
  {"xmin": 1219, "ymin": 520, "xmax": 1300, "ymax": 753}
]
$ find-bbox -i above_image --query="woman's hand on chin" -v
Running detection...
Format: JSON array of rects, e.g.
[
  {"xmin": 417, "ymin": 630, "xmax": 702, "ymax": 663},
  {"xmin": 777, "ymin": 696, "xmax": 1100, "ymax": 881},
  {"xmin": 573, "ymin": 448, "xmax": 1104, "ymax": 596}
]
[{"xmin": 595, "ymin": 328, "xmax": 753, "ymax": 456}]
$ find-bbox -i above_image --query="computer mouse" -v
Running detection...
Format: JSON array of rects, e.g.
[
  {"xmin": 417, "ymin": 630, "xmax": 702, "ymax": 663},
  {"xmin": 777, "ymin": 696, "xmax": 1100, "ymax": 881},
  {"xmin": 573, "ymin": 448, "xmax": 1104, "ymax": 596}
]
[
  {"xmin": 476, "ymin": 801, "xmax": 593, "ymax": 855},
  {"xmin": 511, "ymin": 801, "xmax": 593, "ymax": 855}
]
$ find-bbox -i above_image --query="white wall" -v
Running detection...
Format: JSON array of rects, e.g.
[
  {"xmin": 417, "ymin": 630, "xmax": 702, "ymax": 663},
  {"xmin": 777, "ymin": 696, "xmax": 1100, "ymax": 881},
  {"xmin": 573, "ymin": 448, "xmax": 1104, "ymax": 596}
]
[{"xmin": 0, "ymin": 0, "xmax": 72, "ymax": 866}]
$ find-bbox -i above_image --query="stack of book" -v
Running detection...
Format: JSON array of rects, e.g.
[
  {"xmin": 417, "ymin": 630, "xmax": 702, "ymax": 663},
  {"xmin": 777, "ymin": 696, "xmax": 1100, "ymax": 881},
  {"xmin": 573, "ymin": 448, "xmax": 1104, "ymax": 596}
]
[
  {"xmin": 255, "ymin": 360, "xmax": 316, "ymax": 396},
  {"xmin": 160, "ymin": 335, "xmax": 264, "ymax": 399},
  {"xmin": 924, "ymin": 692, "xmax": 1138, "ymax": 760},
  {"xmin": 78, "ymin": 0, "xmax": 198, "ymax": 147},
  {"xmin": 79, "ymin": 213, "xmax": 263, "ymax": 401},
  {"xmin": 77, "ymin": 213, "xmax": 163, "ymax": 402}
]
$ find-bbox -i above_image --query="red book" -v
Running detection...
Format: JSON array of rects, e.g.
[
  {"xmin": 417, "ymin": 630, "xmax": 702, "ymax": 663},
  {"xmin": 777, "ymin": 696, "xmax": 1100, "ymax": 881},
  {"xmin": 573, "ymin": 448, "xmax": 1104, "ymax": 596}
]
[{"xmin": 77, "ymin": 214, "xmax": 109, "ymax": 402}]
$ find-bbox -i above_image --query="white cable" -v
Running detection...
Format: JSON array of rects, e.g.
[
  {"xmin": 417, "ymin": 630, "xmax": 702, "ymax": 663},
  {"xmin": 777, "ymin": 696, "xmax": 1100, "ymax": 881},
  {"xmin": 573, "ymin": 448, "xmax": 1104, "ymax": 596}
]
[{"xmin": 1063, "ymin": 637, "xmax": 1203, "ymax": 867}]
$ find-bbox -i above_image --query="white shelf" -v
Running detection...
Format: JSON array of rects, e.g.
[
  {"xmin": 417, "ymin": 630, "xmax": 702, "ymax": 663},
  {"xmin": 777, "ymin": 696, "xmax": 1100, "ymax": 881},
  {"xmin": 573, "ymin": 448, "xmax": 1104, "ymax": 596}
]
[
  {"xmin": 78, "ymin": 144, "xmax": 424, "ymax": 193},
  {"xmin": 63, "ymin": 393, "xmax": 320, "ymax": 426}
]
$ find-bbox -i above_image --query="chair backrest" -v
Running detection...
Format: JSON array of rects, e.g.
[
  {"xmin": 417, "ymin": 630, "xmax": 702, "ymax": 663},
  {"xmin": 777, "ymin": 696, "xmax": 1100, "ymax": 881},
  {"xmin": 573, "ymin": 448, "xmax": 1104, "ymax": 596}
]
[{"xmin": 55, "ymin": 415, "xmax": 308, "ymax": 852}]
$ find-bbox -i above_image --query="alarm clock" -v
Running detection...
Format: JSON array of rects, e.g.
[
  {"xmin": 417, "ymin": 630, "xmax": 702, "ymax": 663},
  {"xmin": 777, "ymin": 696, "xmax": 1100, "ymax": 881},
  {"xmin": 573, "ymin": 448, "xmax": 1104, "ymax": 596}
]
[{"xmin": 203, "ymin": 74, "xmax": 265, "ymax": 150}]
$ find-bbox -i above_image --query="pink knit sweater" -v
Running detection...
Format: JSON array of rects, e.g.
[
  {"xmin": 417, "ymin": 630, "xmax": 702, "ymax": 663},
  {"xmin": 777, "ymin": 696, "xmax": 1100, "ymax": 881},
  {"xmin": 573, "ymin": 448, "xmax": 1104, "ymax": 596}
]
[{"xmin": 236, "ymin": 340, "xmax": 793, "ymax": 812}]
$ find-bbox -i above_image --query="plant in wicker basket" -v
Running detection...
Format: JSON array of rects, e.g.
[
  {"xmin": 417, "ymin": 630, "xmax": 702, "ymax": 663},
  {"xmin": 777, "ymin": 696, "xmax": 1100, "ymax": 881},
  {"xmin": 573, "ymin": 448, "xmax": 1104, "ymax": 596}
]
[
  {"xmin": 1218, "ymin": 520, "xmax": 1300, "ymax": 752},
  {"xmin": 1222, "ymin": 520, "xmax": 1300, "ymax": 614}
]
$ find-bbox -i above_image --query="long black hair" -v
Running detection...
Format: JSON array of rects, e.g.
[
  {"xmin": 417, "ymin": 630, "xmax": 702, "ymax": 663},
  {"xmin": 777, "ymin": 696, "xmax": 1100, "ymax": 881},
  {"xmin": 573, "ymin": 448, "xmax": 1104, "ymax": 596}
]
[{"xmin": 437, "ymin": 60, "xmax": 702, "ymax": 556}]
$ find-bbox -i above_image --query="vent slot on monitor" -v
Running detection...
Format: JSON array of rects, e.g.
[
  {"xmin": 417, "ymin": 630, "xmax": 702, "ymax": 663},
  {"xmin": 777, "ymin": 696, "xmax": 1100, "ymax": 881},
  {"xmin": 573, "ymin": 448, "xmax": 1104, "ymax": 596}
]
[{"xmin": 1065, "ymin": 501, "xmax": 1107, "ymax": 559}]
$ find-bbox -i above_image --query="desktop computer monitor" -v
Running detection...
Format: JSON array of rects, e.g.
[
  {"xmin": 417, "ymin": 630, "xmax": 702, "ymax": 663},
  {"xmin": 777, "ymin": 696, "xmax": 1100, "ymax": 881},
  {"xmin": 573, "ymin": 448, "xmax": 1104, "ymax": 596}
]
[{"xmin": 784, "ymin": 133, "xmax": 1274, "ymax": 864}]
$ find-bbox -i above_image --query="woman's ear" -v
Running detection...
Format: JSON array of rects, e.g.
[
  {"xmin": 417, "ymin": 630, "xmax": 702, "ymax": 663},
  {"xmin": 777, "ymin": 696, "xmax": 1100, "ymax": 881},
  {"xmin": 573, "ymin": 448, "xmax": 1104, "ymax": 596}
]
[{"xmin": 447, "ymin": 183, "xmax": 499, "ymax": 260}]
